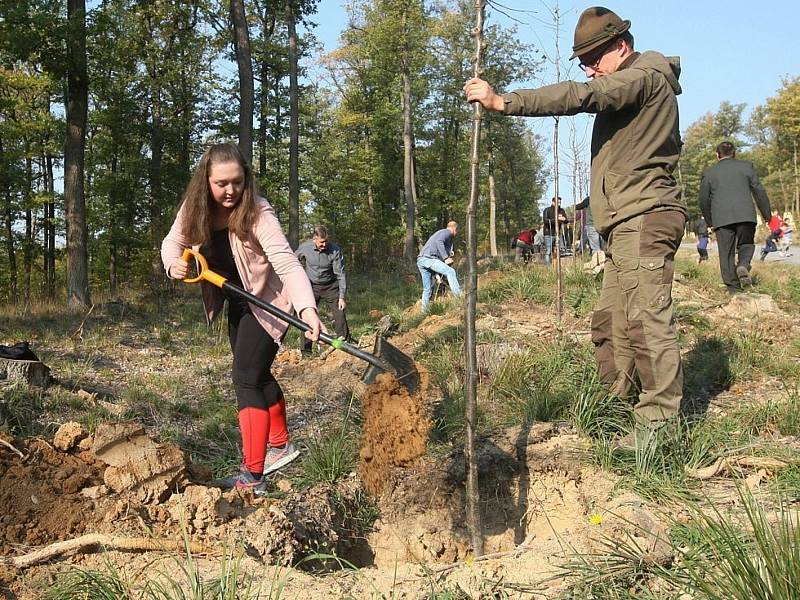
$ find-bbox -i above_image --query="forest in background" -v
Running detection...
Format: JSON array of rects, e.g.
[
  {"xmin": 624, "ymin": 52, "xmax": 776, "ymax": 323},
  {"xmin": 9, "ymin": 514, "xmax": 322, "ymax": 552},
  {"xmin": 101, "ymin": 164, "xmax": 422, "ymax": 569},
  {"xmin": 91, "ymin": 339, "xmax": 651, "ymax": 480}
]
[{"xmin": 0, "ymin": 0, "xmax": 798, "ymax": 308}]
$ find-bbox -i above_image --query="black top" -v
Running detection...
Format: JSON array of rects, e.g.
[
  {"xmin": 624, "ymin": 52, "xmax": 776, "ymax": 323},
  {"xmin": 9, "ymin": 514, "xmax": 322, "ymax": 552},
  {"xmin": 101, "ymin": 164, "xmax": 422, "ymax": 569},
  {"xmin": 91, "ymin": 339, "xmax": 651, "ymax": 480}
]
[
  {"xmin": 199, "ymin": 228, "xmax": 247, "ymax": 309},
  {"xmin": 542, "ymin": 205, "xmax": 568, "ymax": 236}
]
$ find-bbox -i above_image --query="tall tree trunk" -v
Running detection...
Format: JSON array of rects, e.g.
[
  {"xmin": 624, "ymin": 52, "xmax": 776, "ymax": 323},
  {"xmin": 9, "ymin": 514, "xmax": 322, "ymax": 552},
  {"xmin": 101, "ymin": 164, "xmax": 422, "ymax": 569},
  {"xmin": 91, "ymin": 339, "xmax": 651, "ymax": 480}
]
[
  {"xmin": 45, "ymin": 152, "xmax": 55, "ymax": 299},
  {"xmin": 149, "ymin": 89, "xmax": 163, "ymax": 249},
  {"xmin": 258, "ymin": 55, "xmax": 268, "ymax": 177},
  {"xmin": 109, "ymin": 148, "xmax": 118, "ymax": 293},
  {"xmin": 64, "ymin": 0, "xmax": 91, "ymax": 308},
  {"xmin": 257, "ymin": 5, "xmax": 273, "ymax": 178},
  {"xmin": 231, "ymin": 0, "xmax": 254, "ymax": 162},
  {"xmin": 41, "ymin": 154, "xmax": 48, "ymax": 293},
  {"xmin": 488, "ymin": 147, "xmax": 497, "ymax": 256},
  {"xmin": 286, "ymin": 1, "xmax": 300, "ymax": 248},
  {"xmin": 552, "ymin": 4, "xmax": 562, "ymax": 320},
  {"xmin": 401, "ymin": 71, "xmax": 416, "ymax": 262},
  {"xmin": 273, "ymin": 72, "xmax": 282, "ymax": 195},
  {"xmin": 464, "ymin": 0, "xmax": 487, "ymax": 558},
  {"xmin": 3, "ymin": 200, "xmax": 16, "ymax": 304},
  {"xmin": 1, "ymin": 137, "xmax": 17, "ymax": 303},
  {"xmin": 24, "ymin": 151, "xmax": 32, "ymax": 303},
  {"xmin": 553, "ymin": 116, "xmax": 562, "ymax": 318},
  {"xmin": 501, "ymin": 179, "xmax": 510, "ymax": 250},
  {"xmin": 793, "ymin": 140, "xmax": 798, "ymax": 217}
]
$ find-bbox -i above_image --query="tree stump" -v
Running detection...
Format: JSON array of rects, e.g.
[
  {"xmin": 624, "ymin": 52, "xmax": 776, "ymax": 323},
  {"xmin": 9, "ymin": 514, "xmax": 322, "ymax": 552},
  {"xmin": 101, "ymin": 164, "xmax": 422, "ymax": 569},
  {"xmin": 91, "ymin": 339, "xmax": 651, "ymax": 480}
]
[{"xmin": 0, "ymin": 359, "xmax": 50, "ymax": 387}]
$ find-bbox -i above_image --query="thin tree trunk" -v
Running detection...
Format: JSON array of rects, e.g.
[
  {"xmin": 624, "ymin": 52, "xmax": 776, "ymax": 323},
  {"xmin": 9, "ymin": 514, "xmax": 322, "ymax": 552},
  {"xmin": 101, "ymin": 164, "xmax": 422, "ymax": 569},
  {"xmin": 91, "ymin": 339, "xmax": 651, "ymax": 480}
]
[
  {"xmin": 793, "ymin": 140, "xmax": 798, "ymax": 217},
  {"xmin": 109, "ymin": 148, "xmax": 118, "ymax": 293},
  {"xmin": 64, "ymin": 0, "xmax": 90, "ymax": 308},
  {"xmin": 286, "ymin": 1, "xmax": 300, "ymax": 248},
  {"xmin": 45, "ymin": 152, "xmax": 55, "ymax": 299},
  {"xmin": 501, "ymin": 178, "xmax": 510, "ymax": 252},
  {"xmin": 401, "ymin": 70, "xmax": 416, "ymax": 262},
  {"xmin": 488, "ymin": 147, "xmax": 497, "ymax": 257},
  {"xmin": 552, "ymin": 4, "xmax": 562, "ymax": 320},
  {"xmin": 41, "ymin": 154, "xmax": 48, "ymax": 293},
  {"xmin": 149, "ymin": 90, "xmax": 163, "ymax": 250},
  {"xmin": 257, "ymin": 5, "xmax": 273, "ymax": 179},
  {"xmin": 1, "ymin": 136, "xmax": 17, "ymax": 303},
  {"xmin": 258, "ymin": 45, "xmax": 268, "ymax": 177},
  {"xmin": 464, "ymin": 0, "xmax": 487, "ymax": 558},
  {"xmin": 273, "ymin": 72, "xmax": 281, "ymax": 189},
  {"xmin": 553, "ymin": 117, "xmax": 562, "ymax": 318},
  {"xmin": 24, "ymin": 151, "xmax": 32, "ymax": 303},
  {"xmin": 3, "ymin": 200, "xmax": 16, "ymax": 304},
  {"xmin": 231, "ymin": 0, "xmax": 254, "ymax": 163}
]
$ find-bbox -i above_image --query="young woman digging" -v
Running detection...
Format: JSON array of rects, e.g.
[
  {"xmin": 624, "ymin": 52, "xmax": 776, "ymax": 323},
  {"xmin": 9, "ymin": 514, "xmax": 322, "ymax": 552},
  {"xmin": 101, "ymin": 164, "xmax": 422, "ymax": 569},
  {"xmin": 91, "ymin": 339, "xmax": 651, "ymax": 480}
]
[{"xmin": 161, "ymin": 142, "xmax": 322, "ymax": 494}]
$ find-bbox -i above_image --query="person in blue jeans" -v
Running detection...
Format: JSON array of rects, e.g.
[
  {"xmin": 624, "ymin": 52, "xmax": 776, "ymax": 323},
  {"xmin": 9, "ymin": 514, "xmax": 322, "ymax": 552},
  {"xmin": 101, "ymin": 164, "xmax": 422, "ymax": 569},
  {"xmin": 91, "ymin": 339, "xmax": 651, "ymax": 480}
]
[{"xmin": 417, "ymin": 221, "xmax": 462, "ymax": 312}]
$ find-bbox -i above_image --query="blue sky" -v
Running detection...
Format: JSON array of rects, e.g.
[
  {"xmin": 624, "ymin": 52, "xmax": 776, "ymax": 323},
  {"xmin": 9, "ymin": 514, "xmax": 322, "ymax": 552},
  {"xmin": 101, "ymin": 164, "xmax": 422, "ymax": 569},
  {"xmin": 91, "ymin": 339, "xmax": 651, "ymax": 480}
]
[{"xmin": 304, "ymin": 1, "xmax": 798, "ymax": 206}]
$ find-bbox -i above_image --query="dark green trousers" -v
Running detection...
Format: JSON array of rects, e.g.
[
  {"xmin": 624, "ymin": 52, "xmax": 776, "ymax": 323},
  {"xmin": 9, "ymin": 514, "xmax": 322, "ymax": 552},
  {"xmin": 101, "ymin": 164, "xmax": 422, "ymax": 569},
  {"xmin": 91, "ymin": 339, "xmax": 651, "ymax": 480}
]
[{"xmin": 590, "ymin": 210, "xmax": 685, "ymax": 424}]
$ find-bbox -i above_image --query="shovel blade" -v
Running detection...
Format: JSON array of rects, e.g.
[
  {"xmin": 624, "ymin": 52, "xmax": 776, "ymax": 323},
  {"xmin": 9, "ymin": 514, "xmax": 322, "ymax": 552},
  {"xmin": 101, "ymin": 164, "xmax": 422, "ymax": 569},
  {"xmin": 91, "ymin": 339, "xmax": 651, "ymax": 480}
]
[{"xmin": 362, "ymin": 336, "xmax": 420, "ymax": 395}]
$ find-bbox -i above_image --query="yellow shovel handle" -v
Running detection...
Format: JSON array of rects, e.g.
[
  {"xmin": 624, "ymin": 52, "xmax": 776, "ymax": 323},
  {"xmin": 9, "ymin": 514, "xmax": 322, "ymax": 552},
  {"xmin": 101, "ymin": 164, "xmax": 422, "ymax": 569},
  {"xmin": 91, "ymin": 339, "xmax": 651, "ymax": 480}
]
[{"xmin": 179, "ymin": 248, "xmax": 227, "ymax": 288}]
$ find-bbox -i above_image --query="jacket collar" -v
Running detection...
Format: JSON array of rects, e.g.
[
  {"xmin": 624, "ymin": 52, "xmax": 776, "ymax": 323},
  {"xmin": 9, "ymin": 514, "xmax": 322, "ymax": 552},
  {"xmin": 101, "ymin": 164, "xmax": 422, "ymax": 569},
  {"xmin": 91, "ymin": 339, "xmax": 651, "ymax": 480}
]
[{"xmin": 618, "ymin": 51, "xmax": 641, "ymax": 71}]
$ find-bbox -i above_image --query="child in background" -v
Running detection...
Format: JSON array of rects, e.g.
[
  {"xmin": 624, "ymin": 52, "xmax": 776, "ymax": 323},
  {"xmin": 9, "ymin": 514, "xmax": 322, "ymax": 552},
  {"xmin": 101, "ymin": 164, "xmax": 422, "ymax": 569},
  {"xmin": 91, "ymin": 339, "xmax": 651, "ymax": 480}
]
[
  {"xmin": 780, "ymin": 216, "xmax": 793, "ymax": 257},
  {"xmin": 696, "ymin": 216, "xmax": 709, "ymax": 263}
]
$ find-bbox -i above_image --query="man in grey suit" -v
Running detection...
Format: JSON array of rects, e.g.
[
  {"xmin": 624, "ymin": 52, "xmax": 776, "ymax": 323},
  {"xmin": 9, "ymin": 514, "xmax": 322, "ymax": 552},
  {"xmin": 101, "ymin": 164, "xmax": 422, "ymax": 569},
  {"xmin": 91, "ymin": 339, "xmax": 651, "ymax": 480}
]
[{"xmin": 699, "ymin": 141, "xmax": 771, "ymax": 293}]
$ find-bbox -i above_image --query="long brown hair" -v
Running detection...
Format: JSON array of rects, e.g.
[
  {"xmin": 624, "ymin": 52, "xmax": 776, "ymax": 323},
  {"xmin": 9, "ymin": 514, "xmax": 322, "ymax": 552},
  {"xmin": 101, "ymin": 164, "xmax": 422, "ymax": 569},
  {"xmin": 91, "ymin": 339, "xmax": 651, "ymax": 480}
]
[{"xmin": 178, "ymin": 143, "xmax": 260, "ymax": 244}]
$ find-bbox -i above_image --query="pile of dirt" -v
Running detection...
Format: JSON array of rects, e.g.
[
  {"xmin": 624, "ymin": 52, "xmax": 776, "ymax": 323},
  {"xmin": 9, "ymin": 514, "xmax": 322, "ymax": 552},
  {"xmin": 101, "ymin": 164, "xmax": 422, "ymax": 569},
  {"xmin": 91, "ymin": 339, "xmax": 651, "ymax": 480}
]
[
  {"xmin": 0, "ymin": 436, "xmax": 105, "ymax": 554},
  {"xmin": 1, "ymin": 420, "xmax": 378, "ymax": 588},
  {"xmin": 358, "ymin": 372, "xmax": 431, "ymax": 496}
]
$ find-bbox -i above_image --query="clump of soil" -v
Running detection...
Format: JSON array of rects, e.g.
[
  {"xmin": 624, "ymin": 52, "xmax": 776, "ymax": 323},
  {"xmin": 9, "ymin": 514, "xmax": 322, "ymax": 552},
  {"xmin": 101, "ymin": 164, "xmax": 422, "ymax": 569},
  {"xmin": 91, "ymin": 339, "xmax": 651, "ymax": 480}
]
[
  {"xmin": 358, "ymin": 372, "xmax": 431, "ymax": 495},
  {"xmin": 0, "ymin": 438, "xmax": 105, "ymax": 554}
]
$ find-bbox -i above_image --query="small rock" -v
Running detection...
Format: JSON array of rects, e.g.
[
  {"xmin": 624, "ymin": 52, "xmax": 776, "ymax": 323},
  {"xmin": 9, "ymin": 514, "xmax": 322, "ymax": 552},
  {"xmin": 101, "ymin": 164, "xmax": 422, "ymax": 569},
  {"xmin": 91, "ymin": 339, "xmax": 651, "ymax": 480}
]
[
  {"xmin": 81, "ymin": 485, "xmax": 108, "ymax": 499},
  {"xmin": 276, "ymin": 479, "xmax": 293, "ymax": 493},
  {"xmin": 53, "ymin": 422, "xmax": 87, "ymax": 452},
  {"xmin": 76, "ymin": 389, "xmax": 96, "ymax": 402}
]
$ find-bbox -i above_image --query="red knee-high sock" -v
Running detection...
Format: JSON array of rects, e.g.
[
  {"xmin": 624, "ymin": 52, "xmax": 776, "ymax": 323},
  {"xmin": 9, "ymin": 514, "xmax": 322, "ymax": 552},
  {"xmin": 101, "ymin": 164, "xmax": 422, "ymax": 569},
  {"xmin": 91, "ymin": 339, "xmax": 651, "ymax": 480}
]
[
  {"xmin": 268, "ymin": 397, "xmax": 288, "ymax": 447},
  {"xmin": 239, "ymin": 407, "xmax": 269, "ymax": 474}
]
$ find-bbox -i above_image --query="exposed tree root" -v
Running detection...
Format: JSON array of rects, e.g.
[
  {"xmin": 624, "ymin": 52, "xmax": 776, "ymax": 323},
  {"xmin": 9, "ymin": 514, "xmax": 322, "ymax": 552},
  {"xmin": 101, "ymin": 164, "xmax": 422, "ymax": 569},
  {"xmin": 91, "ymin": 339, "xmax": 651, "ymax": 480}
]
[{"xmin": 1, "ymin": 534, "xmax": 213, "ymax": 569}]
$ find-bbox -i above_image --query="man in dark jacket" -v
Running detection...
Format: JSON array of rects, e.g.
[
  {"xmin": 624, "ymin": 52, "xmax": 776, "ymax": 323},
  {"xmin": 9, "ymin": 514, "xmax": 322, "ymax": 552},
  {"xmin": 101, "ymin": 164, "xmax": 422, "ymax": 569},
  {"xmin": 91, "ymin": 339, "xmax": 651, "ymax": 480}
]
[
  {"xmin": 542, "ymin": 197, "xmax": 568, "ymax": 265},
  {"xmin": 295, "ymin": 225, "xmax": 350, "ymax": 355},
  {"xmin": 699, "ymin": 141, "xmax": 771, "ymax": 292},
  {"xmin": 465, "ymin": 6, "xmax": 687, "ymax": 431}
]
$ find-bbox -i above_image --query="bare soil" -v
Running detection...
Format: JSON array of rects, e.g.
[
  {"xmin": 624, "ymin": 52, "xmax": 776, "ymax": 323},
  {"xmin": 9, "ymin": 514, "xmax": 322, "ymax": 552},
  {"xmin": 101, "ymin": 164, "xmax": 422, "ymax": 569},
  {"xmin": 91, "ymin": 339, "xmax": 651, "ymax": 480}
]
[
  {"xmin": 358, "ymin": 372, "xmax": 431, "ymax": 496},
  {"xmin": 2, "ymin": 281, "xmax": 799, "ymax": 598}
]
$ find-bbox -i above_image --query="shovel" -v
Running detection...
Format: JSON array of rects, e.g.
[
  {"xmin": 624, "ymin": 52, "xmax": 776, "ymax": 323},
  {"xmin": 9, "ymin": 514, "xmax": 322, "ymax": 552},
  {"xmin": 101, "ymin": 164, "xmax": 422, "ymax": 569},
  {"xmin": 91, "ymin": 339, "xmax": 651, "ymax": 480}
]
[{"xmin": 178, "ymin": 248, "xmax": 420, "ymax": 394}]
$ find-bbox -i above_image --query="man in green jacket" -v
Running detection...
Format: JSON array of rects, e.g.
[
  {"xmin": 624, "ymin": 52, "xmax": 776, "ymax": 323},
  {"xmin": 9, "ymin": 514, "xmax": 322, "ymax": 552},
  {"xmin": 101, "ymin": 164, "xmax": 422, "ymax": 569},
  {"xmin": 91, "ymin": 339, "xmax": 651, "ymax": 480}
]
[
  {"xmin": 699, "ymin": 141, "xmax": 771, "ymax": 293},
  {"xmin": 465, "ymin": 6, "xmax": 687, "ymax": 433}
]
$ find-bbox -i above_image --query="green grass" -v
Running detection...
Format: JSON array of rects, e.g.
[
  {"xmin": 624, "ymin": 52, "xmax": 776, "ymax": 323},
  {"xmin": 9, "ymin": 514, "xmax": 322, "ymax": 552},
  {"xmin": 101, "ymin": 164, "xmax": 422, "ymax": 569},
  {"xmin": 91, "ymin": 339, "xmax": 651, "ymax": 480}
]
[
  {"xmin": 491, "ymin": 338, "xmax": 594, "ymax": 426},
  {"xmin": 569, "ymin": 370, "xmax": 632, "ymax": 441},
  {"xmin": 562, "ymin": 484, "xmax": 800, "ymax": 600},
  {"xmin": 299, "ymin": 406, "xmax": 360, "ymax": 488},
  {"xmin": 478, "ymin": 264, "xmax": 554, "ymax": 305},
  {"xmin": 564, "ymin": 267, "xmax": 602, "ymax": 317}
]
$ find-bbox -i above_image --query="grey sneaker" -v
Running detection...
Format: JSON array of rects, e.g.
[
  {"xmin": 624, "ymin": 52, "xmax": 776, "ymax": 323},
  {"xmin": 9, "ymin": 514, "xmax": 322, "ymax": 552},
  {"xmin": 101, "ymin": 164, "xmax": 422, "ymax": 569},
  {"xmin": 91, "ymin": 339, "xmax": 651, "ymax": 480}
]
[
  {"xmin": 210, "ymin": 465, "xmax": 268, "ymax": 495},
  {"xmin": 736, "ymin": 265, "xmax": 752, "ymax": 288},
  {"xmin": 264, "ymin": 442, "xmax": 300, "ymax": 474}
]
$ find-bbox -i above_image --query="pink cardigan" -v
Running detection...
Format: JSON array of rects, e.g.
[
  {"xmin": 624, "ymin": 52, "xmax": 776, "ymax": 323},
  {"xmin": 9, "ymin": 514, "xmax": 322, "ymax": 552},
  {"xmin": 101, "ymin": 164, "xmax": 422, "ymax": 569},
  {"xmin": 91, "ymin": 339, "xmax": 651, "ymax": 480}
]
[{"xmin": 161, "ymin": 198, "xmax": 317, "ymax": 342}]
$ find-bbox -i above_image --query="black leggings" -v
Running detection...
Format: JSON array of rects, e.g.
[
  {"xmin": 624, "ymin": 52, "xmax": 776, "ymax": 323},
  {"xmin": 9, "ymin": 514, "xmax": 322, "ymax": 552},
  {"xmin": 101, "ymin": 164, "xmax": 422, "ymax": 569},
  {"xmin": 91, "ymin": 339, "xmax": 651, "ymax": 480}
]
[{"xmin": 228, "ymin": 300, "xmax": 283, "ymax": 410}]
